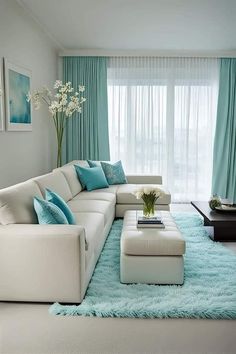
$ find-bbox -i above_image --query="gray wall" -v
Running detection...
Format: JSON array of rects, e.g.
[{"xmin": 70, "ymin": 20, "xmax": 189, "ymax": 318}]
[{"xmin": 0, "ymin": 0, "xmax": 58, "ymax": 189}]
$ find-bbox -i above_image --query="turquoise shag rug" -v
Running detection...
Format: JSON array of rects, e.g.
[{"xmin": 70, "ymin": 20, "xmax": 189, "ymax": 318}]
[{"xmin": 50, "ymin": 213, "xmax": 236, "ymax": 319}]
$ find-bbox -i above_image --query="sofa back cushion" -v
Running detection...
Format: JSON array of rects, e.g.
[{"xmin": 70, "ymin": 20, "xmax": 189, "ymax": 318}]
[
  {"xmin": 33, "ymin": 171, "xmax": 72, "ymax": 202},
  {"xmin": 0, "ymin": 180, "xmax": 42, "ymax": 225},
  {"xmin": 53, "ymin": 161, "xmax": 90, "ymax": 197},
  {"xmin": 53, "ymin": 164, "xmax": 83, "ymax": 197}
]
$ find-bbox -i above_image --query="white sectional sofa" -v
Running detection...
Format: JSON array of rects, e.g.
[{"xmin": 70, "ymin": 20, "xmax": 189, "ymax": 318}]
[{"xmin": 0, "ymin": 160, "xmax": 171, "ymax": 303}]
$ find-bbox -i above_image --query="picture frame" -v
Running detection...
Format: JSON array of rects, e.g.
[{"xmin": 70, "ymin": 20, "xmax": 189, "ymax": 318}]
[
  {"xmin": 4, "ymin": 59, "xmax": 32, "ymax": 131},
  {"xmin": 0, "ymin": 60, "xmax": 4, "ymax": 131}
]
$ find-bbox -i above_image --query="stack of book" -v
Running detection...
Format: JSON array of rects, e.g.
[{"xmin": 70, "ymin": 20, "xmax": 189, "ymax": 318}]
[{"xmin": 137, "ymin": 215, "xmax": 165, "ymax": 228}]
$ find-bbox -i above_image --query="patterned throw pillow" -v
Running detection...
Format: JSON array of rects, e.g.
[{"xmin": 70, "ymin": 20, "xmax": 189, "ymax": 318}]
[
  {"xmin": 33, "ymin": 197, "xmax": 69, "ymax": 224},
  {"xmin": 45, "ymin": 189, "xmax": 76, "ymax": 225},
  {"xmin": 87, "ymin": 160, "xmax": 100, "ymax": 167},
  {"xmin": 100, "ymin": 161, "xmax": 127, "ymax": 185}
]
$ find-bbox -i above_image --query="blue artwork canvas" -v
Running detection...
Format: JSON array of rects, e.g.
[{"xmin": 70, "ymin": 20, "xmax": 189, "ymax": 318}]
[
  {"xmin": 0, "ymin": 68, "xmax": 4, "ymax": 131},
  {"xmin": 5, "ymin": 59, "xmax": 32, "ymax": 131},
  {"xmin": 9, "ymin": 69, "xmax": 31, "ymax": 124},
  {"xmin": 0, "ymin": 91, "xmax": 3, "ymax": 131}
]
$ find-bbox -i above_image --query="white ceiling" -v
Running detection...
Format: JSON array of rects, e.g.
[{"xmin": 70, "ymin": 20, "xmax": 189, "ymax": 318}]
[{"xmin": 17, "ymin": 0, "xmax": 236, "ymax": 52}]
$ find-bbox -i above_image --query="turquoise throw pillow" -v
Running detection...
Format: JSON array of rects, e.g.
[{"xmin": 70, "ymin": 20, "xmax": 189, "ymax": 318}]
[
  {"xmin": 45, "ymin": 189, "xmax": 76, "ymax": 225},
  {"xmin": 101, "ymin": 161, "xmax": 127, "ymax": 185},
  {"xmin": 33, "ymin": 197, "xmax": 69, "ymax": 225},
  {"xmin": 87, "ymin": 160, "xmax": 100, "ymax": 167},
  {"xmin": 74, "ymin": 165, "xmax": 109, "ymax": 191}
]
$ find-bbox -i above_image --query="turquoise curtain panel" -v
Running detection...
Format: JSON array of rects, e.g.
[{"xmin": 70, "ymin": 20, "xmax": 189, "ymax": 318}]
[
  {"xmin": 212, "ymin": 58, "xmax": 236, "ymax": 202},
  {"xmin": 62, "ymin": 57, "xmax": 110, "ymax": 163}
]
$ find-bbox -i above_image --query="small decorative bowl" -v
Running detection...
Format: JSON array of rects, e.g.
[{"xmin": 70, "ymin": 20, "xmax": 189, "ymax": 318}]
[{"xmin": 209, "ymin": 196, "xmax": 221, "ymax": 210}]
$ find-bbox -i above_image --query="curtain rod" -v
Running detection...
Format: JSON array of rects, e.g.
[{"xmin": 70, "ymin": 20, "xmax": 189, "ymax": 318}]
[{"xmin": 59, "ymin": 49, "xmax": 236, "ymax": 58}]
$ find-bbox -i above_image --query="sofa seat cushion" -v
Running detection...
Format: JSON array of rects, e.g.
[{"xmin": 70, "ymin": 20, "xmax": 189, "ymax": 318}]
[
  {"xmin": 84, "ymin": 185, "xmax": 119, "ymax": 194},
  {"xmin": 116, "ymin": 184, "xmax": 171, "ymax": 205},
  {"xmin": 0, "ymin": 180, "xmax": 42, "ymax": 225},
  {"xmin": 73, "ymin": 191, "xmax": 116, "ymax": 205},
  {"xmin": 68, "ymin": 200, "xmax": 113, "ymax": 224},
  {"xmin": 33, "ymin": 171, "xmax": 73, "ymax": 202}
]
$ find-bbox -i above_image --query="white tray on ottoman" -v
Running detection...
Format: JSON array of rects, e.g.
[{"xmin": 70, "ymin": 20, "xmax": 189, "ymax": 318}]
[{"xmin": 120, "ymin": 211, "xmax": 186, "ymax": 285}]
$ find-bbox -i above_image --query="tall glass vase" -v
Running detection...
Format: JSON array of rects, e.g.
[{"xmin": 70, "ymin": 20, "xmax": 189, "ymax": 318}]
[
  {"xmin": 56, "ymin": 127, "xmax": 64, "ymax": 168},
  {"xmin": 56, "ymin": 138, "xmax": 62, "ymax": 168},
  {"xmin": 143, "ymin": 199, "xmax": 155, "ymax": 218},
  {"xmin": 54, "ymin": 112, "xmax": 66, "ymax": 168}
]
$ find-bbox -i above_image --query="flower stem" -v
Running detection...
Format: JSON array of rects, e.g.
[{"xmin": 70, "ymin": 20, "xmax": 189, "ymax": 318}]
[{"xmin": 142, "ymin": 194, "xmax": 158, "ymax": 218}]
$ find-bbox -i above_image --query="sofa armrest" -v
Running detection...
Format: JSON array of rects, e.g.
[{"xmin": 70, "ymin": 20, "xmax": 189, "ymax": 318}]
[
  {"xmin": 0, "ymin": 224, "xmax": 86, "ymax": 303},
  {"xmin": 126, "ymin": 175, "xmax": 162, "ymax": 185}
]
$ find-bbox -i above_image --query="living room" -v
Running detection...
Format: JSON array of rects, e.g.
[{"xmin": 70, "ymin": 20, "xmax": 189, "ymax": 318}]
[{"xmin": 0, "ymin": 0, "xmax": 235, "ymax": 353}]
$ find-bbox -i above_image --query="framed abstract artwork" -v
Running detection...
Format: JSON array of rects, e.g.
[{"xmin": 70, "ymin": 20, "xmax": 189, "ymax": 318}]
[
  {"xmin": 4, "ymin": 59, "xmax": 32, "ymax": 131},
  {"xmin": 0, "ymin": 61, "xmax": 4, "ymax": 131}
]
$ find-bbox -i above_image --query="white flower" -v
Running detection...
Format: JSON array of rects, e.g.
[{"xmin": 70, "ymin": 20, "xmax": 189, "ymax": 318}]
[
  {"xmin": 49, "ymin": 104, "xmax": 56, "ymax": 115},
  {"xmin": 54, "ymin": 80, "xmax": 62, "ymax": 89},
  {"xmin": 30, "ymin": 81, "xmax": 86, "ymax": 119},
  {"xmin": 143, "ymin": 186, "xmax": 153, "ymax": 194},
  {"xmin": 59, "ymin": 86, "xmax": 67, "ymax": 93},
  {"xmin": 71, "ymin": 96, "xmax": 79, "ymax": 104},
  {"xmin": 68, "ymin": 101, "xmax": 75, "ymax": 109},
  {"xmin": 65, "ymin": 107, "xmax": 73, "ymax": 117},
  {"xmin": 133, "ymin": 187, "xmax": 144, "ymax": 199},
  {"xmin": 135, "ymin": 191, "xmax": 142, "ymax": 199},
  {"xmin": 79, "ymin": 85, "xmax": 85, "ymax": 92},
  {"xmin": 133, "ymin": 186, "xmax": 164, "ymax": 200},
  {"xmin": 61, "ymin": 98, "xmax": 67, "ymax": 106}
]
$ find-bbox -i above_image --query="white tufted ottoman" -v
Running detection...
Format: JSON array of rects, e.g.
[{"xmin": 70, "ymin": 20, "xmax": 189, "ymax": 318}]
[{"xmin": 120, "ymin": 211, "xmax": 185, "ymax": 285}]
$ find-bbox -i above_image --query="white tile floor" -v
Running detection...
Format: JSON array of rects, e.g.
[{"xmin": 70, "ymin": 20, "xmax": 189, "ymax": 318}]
[{"xmin": 0, "ymin": 204, "xmax": 236, "ymax": 354}]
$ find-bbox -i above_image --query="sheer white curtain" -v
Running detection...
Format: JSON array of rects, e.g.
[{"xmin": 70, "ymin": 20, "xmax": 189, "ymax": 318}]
[{"xmin": 107, "ymin": 57, "xmax": 219, "ymax": 202}]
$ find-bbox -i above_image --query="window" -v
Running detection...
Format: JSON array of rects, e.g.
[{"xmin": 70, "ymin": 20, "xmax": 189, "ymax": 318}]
[{"xmin": 108, "ymin": 57, "xmax": 219, "ymax": 202}]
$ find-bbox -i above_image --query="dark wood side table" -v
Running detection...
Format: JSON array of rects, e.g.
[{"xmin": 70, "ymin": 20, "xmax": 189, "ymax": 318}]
[{"xmin": 191, "ymin": 201, "xmax": 236, "ymax": 241}]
